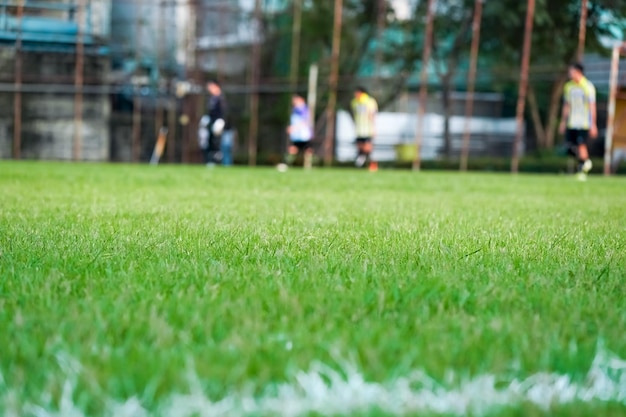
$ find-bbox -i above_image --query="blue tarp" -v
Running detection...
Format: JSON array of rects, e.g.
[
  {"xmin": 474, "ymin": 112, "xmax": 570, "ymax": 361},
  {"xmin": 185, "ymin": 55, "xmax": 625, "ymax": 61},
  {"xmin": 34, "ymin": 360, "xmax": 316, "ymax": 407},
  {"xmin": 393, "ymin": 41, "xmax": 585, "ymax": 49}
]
[
  {"xmin": 2, "ymin": 16, "xmax": 78, "ymax": 34},
  {"xmin": 0, "ymin": 16, "xmax": 95, "ymax": 46}
]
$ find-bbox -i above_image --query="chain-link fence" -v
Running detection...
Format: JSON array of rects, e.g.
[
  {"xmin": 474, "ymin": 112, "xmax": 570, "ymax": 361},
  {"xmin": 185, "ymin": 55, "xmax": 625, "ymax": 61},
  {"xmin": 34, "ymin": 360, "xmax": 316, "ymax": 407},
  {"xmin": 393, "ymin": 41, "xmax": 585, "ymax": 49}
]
[{"xmin": 0, "ymin": 0, "xmax": 625, "ymax": 171}]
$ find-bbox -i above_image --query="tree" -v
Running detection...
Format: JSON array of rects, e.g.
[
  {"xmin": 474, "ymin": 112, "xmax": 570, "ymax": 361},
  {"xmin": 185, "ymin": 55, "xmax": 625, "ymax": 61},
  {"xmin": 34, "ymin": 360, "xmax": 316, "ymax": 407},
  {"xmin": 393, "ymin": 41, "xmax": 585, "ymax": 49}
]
[
  {"xmin": 407, "ymin": 0, "xmax": 626, "ymax": 157},
  {"xmin": 413, "ymin": 0, "xmax": 476, "ymax": 159},
  {"xmin": 480, "ymin": 0, "xmax": 626, "ymax": 151},
  {"xmin": 251, "ymin": 0, "xmax": 626, "ymax": 159},
  {"xmin": 261, "ymin": 0, "xmax": 422, "ymax": 121}
]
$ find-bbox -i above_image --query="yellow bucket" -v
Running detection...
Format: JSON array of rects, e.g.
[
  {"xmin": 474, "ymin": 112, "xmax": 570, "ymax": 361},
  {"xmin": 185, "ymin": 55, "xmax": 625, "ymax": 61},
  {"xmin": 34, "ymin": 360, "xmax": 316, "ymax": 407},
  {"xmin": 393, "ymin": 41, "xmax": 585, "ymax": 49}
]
[{"xmin": 394, "ymin": 144, "xmax": 418, "ymax": 162}]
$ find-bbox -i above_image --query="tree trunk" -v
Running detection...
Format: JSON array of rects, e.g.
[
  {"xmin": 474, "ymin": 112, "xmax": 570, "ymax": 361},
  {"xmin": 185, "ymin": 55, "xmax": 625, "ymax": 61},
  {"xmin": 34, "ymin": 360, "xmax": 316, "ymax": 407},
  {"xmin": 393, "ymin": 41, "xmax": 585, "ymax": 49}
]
[
  {"xmin": 545, "ymin": 76, "xmax": 567, "ymax": 149},
  {"xmin": 527, "ymin": 87, "xmax": 547, "ymax": 149},
  {"xmin": 526, "ymin": 75, "xmax": 567, "ymax": 151}
]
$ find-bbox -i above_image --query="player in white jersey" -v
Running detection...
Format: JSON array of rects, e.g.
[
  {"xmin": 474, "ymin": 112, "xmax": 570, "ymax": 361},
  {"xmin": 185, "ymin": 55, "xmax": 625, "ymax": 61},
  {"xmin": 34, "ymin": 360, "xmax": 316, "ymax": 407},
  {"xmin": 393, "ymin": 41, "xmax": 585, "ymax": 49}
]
[{"xmin": 285, "ymin": 94, "xmax": 313, "ymax": 169}]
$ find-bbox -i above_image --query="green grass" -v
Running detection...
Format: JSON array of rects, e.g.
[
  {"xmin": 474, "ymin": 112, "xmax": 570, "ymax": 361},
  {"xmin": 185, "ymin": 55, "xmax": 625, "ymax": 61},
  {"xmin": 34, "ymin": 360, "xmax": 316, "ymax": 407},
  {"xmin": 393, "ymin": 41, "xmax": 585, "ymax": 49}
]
[{"xmin": 1, "ymin": 161, "xmax": 625, "ymax": 416}]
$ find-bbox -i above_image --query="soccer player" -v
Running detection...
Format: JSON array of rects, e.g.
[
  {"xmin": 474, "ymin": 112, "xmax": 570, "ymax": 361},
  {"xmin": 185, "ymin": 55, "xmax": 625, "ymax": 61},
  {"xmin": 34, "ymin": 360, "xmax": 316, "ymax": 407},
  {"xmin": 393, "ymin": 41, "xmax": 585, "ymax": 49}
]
[
  {"xmin": 285, "ymin": 94, "xmax": 313, "ymax": 169},
  {"xmin": 351, "ymin": 87, "xmax": 378, "ymax": 169},
  {"xmin": 204, "ymin": 80, "xmax": 228, "ymax": 166},
  {"xmin": 559, "ymin": 62, "xmax": 597, "ymax": 181}
]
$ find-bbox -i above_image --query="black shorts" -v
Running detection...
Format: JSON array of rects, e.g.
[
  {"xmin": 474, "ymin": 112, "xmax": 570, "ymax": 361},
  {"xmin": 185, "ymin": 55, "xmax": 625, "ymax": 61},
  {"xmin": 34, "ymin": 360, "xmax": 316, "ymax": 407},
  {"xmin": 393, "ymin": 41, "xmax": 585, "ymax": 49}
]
[
  {"xmin": 566, "ymin": 129, "xmax": 589, "ymax": 146},
  {"xmin": 355, "ymin": 137, "xmax": 372, "ymax": 144},
  {"xmin": 291, "ymin": 141, "xmax": 312, "ymax": 152},
  {"xmin": 208, "ymin": 132, "xmax": 221, "ymax": 152}
]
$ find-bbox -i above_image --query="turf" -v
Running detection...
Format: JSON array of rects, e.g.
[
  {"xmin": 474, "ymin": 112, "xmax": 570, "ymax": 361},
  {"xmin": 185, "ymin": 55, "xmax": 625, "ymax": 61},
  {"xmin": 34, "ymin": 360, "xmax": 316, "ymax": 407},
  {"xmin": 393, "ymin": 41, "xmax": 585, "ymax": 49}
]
[{"xmin": 1, "ymin": 161, "xmax": 625, "ymax": 416}]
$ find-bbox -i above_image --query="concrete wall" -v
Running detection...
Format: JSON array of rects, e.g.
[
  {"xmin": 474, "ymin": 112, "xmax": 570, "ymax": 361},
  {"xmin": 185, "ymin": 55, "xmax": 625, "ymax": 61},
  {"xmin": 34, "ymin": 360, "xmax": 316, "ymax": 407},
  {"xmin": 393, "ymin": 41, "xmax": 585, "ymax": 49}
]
[
  {"xmin": 0, "ymin": 49, "xmax": 110, "ymax": 161},
  {"xmin": 20, "ymin": 91, "xmax": 110, "ymax": 161}
]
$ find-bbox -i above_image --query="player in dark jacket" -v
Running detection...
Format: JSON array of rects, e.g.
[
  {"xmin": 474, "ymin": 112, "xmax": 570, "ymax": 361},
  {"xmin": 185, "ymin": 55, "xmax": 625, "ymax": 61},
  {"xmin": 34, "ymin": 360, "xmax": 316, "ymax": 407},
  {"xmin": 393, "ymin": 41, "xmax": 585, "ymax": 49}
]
[{"xmin": 204, "ymin": 80, "xmax": 228, "ymax": 165}]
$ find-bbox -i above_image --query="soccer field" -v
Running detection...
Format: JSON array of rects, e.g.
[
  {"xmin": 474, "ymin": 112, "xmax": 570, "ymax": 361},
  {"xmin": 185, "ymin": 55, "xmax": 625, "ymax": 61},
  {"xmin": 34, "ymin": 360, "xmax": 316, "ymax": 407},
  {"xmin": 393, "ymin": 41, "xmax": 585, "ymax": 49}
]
[{"xmin": 1, "ymin": 161, "xmax": 625, "ymax": 417}]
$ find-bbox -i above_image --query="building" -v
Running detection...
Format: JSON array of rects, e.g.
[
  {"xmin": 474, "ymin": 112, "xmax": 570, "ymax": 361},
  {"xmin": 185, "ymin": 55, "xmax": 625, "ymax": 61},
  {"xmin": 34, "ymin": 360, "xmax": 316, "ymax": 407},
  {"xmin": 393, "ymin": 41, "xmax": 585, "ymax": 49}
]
[
  {"xmin": 0, "ymin": 0, "xmax": 195, "ymax": 162},
  {"xmin": 194, "ymin": 0, "xmax": 262, "ymax": 75},
  {"xmin": 0, "ymin": 0, "xmax": 111, "ymax": 160},
  {"xmin": 108, "ymin": 0, "xmax": 192, "ymax": 162},
  {"xmin": 110, "ymin": 0, "xmax": 186, "ymax": 79}
]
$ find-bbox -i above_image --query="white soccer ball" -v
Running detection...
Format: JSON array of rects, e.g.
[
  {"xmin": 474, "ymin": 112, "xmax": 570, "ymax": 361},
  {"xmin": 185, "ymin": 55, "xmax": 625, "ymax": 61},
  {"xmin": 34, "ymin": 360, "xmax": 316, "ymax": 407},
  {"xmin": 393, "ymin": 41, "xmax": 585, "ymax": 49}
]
[{"xmin": 276, "ymin": 163, "xmax": 288, "ymax": 172}]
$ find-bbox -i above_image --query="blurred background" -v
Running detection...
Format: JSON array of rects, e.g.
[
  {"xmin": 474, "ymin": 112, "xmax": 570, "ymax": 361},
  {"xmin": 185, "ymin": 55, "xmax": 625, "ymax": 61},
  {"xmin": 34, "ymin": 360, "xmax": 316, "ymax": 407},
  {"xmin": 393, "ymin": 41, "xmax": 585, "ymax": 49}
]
[{"xmin": 0, "ymin": 0, "xmax": 624, "ymax": 170}]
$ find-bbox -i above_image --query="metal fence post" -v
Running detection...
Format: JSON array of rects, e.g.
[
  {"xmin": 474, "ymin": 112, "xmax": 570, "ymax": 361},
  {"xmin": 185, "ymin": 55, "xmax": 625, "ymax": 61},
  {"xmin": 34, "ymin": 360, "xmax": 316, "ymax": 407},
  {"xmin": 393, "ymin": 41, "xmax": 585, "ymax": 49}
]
[{"xmin": 511, "ymin": 0, "xmax": 535, "ymax": 174}]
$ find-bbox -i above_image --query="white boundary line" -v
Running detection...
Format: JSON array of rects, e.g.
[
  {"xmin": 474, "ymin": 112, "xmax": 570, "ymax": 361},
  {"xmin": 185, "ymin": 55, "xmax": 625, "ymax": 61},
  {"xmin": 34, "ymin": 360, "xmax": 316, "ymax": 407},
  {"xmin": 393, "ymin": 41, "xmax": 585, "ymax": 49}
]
[{"xmin": 2, "ymin": 345, "xmax": 625, "ymax": 417}]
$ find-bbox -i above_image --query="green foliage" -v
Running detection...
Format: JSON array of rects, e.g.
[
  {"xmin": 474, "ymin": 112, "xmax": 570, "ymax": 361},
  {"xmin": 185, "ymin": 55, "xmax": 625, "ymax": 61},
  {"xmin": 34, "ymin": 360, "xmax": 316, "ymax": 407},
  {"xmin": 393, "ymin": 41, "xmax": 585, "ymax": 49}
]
[
  {"xmin": 261, "ymin": 1, "xmax": 421, "ymax": 108},
  {"xmin": 406, "ymin": 0, "xmax": 626, "ymax": 90},
  {"xmin": 463, "ymin": 0, "xmax": 626, "ymax": 150}
]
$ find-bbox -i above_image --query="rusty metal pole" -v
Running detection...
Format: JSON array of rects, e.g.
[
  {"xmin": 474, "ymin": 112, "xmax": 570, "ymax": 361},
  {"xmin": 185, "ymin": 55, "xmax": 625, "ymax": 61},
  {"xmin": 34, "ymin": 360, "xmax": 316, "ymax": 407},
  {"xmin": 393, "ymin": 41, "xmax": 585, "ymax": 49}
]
[
  {"xmin": 604, "ymin": 44, "xmax": 621, "ymax": 176},
  {"xmin": 192, "ymin": 3, "xmax": 204, "ymax": 164},
  {"xmin": 217, "ymin": 2, "xmax": 226, "ymax": 83},
  {"xmin": 374, "ymin": 0, "xmax": 386, "ymax": 97},
  {"xmin": 166, "ymin": 0, "xmax": 176, "ymax": 163},
  {"xmin": 167, "ymin": 98, "xmax": 177, "ymax": 162},
  {"xmin": 289, "ymin": 0, "xmax": 302, "ymax": 92},
  {"xmin": 511, "ymin": 0, "xmax": 535, "ymax": 174},
  {"xmin": 181, "ymin": 2, "xmax": 196, "ymax": 164},
  {"xmin": 323, "ymin": 0, "xmax": 343, "ymax": 167},
  {"xmin": 577, "ymin": 0, "xmax": 588, "ymax": 61},
  {"xmin": 460, "ymin": 0, "xmax": 483, "ymax": 172},
  {"xmin": 247, "ymin": 0, "xmax": 262, "ymax": 166},
  {"xmin": 12, "ymin": 0, "xmax": 24, "ymax": 160},
  {"xmin": 413, "ymin": 0, "xmax": 434, "ymax": 171},
  {"xmin": 285, "ymin": 0, "xmax": 303, "ymax": 156},
  {"xmin": 132, "ymin": 0, "xmax": 143, "ymax": 162},
  {"xmin": 154, "ymin": 0, "xmax": 165, "ymax": 155},
  {"xmin": 73, "ymin": 0, "xmax": 85, "ymax": 161}
]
